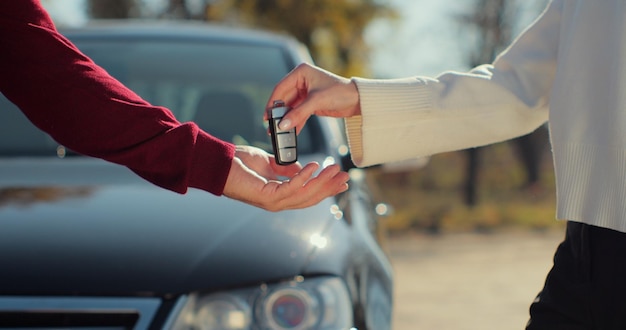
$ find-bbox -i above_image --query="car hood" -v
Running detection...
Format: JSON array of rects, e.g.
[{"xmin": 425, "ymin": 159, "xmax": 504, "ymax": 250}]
[{"xmin": 0, "ymin": 157, "xmax": 337, "ymax": 296}]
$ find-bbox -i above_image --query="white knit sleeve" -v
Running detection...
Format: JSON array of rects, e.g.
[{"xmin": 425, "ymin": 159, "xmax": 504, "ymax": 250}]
[{"xmin": 347, "ymin": 0, "xmax": 560, "ymax": 168}]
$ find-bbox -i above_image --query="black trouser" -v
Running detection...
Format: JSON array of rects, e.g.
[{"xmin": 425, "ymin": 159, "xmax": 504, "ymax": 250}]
[{"xmin": 526, "ymin": 221, "xmax": 626, "ymax": 329}]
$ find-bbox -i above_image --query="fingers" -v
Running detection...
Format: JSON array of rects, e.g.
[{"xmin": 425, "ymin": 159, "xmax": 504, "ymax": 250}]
[
  {"xmin": 253, "ymin": 163, "xmax": 318, "ymax": 212},
  {"xmin": 280, "ymin": 162, "xmax": 320, "ymax": 192},
  {"xmin": 266, "ymin": 63, "xmax": 322, "ymax": 132},
  {"xmin": 297, "ymin": 165, "xmax": 350, "ymax": 209},
  {"xmin": 266, "ymin": 63, "xmax": 360, "ymax": 132},
  {"xmin": 224, "ymin": 156, "xmax": 349, "ymax": 212},
  {"xmin": 270, "ymin": 164, "xmax": 350, "ymax": 211},
  {"xmin": 266, "ymin": 63, "xmax": 313, "ymax": 116},
  {"xmin": 303, "ymin": 164, "xmax": 350, "ymax": 199},
  {"xmin": 271, "ymin": 158, "xmax": 304, "ymax": 177},
  {"xmin": 278, "ymin": 97, "xmax": 319, "ymax": 133}
]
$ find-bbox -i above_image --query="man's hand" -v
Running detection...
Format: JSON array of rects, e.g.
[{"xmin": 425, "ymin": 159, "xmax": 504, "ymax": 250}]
[
  {"xmin": 265, "ymin": 63, "xmax": 361, "ymax": 134},
  {"xmin": 222, "ymin": 145, "xmax": 350, "ymax": 211}
]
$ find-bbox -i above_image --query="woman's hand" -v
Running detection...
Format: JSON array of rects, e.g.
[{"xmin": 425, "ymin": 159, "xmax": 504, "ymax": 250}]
[{"xmin": 265, "ymin": 63, "xmax": 361, "ymax": 134}]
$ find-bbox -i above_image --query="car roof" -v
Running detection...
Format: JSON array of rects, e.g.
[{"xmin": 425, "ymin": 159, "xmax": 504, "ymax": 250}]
[
  {"xmin": 61, "ymin": 20, "xmax": 314, "ymax": 65},
  {"xmin": 61, "ymin": 20, "xmax": 302, "ymax": 48}
]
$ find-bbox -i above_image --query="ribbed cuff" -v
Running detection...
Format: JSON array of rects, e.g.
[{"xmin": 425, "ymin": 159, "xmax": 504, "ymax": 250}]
[
  {"xmin": 188, "ymin": 131, "xmax": 236, "ymax": 196},
  {"xmin": 347, "ymin": 76, "xmax": 434, "ymax": 167}
]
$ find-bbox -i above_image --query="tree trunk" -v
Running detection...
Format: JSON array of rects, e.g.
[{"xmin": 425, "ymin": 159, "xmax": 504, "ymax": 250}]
[{"xmin": 87, "ymin": 0, "xmax": 138, "ymax": 19}]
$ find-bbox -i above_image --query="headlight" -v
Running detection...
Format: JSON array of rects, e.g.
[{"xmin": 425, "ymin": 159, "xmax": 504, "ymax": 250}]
[
  {"xmin": 170, "ymin": 276, "xmax": 352, "ymax": 330},
  {"xmin": 260, "ymin": 286, "xmax": 317, "ymax": 329}
]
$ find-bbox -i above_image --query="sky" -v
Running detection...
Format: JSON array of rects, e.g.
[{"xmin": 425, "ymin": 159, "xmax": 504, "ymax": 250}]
[
  {"xmin": 364, "ymin": 0, "xmax": 549, "ymax": 78},
  {"xmin": 42, "ymin": 0, "xmax": 548, "ymax": 79},
  {"xmin": 364, "ymin": 0, "xmax": 475, "ymax": 78}
]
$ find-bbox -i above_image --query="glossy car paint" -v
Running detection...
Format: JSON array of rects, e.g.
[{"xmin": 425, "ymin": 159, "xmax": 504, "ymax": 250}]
[{"xmin": 0, "ymin": 22, "xmax": 393, "ymax": 329}]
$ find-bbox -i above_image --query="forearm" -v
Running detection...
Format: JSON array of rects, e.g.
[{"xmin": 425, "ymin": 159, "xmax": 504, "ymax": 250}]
[
  {"xmin": 348, "ymin": 71, "xmax": 549, "ymax": 167},
  {"xmin": 347, "ymin": 0, "xmax": 559, "ymax": 167},
  {"xmin": 0, "ymin": 0, "xmax": 235, "ymax": 195}
]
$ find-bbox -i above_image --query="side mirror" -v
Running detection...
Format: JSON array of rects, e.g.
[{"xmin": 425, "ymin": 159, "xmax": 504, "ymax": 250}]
[
  {"xmin": 339, "ymin": 150, "xmax": 382, "ymax": 171},
  {"xmin": 340, "ymin": 152, "xmax": 356, "ymax": 171}
]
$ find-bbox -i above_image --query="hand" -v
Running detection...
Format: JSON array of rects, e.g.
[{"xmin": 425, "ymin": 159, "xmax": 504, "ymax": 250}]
[
  {"xmin": 222, "ymin": 145, "xmax": 350, "ymax": 211},
  {"xmin": 265, "ymin": 63, "xmax": 361, "ymax": 134}
]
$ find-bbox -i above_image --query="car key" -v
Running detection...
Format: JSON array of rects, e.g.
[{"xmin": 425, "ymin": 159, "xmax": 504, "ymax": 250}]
[{"xmin": 268, "ymin": 100, "xmax": 297, "ymax": 165}]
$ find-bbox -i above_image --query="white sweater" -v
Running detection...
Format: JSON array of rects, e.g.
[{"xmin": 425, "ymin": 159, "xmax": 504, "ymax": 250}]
[{"xmin": 347, "ymin": 0, "xmax": 626, "ymax": 232}]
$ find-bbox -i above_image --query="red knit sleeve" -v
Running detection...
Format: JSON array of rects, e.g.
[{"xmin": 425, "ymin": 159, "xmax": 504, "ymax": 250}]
[{"xmin": 0, "ymin": 0, "xmax": 235, "ymax": 195}]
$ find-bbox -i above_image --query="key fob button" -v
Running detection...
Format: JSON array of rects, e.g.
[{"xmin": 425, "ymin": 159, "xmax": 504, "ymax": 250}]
[
  {"xmin": 279, "ymin": 147, "xmax": 297, "ymax": 163},
  {"xmin": 277, "ymin": 132, "xmax": 296, "ymax": 147}
]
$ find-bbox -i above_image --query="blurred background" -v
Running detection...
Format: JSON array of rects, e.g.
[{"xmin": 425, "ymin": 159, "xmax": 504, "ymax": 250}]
[{"xmin": 42, "ymin": 0, "xmax": 558, "ymax": 236}]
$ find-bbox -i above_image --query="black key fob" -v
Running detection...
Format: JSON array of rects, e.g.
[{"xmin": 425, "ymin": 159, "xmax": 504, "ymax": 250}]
[{"xmin": 269, "ymin": 100, "xmax": 297, "ymax": 165}]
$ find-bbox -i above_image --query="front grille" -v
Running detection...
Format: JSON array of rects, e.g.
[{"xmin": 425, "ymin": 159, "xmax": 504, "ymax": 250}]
[
  {"xmin": 0, "ymin": 297, "xmax": 160, "ymax": 330},
  {"xmin": 0, "ymin": 311, "xmax": 138, "ymax": 329}
]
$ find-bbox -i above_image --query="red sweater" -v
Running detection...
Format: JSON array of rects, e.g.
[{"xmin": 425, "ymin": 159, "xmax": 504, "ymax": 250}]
[{"xmin": 0, "ymin": 0, "xmax": 236, "ymax": 195}]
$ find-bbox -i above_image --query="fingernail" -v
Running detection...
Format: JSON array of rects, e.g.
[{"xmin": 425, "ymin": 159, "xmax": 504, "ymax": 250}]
[{"xmin": 279, "ymin": 118, "xmax": 292, "ymax": 130}]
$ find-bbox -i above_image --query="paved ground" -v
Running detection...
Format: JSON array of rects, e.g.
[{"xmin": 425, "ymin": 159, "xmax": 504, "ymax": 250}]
[{"xmin": 387, "ymin": 228, "xmax": 565, "ymax": 330}]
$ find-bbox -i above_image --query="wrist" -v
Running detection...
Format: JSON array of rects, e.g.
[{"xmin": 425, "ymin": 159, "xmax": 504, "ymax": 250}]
[{"xmin": 349, "ymin": 80, "xmax": 362, "ymax": 116}]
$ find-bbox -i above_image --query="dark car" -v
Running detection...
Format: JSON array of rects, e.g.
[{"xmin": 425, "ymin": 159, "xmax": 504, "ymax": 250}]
[{"xmin": 0, "ymin": 21, "xmax": 393, "ymax": 330}]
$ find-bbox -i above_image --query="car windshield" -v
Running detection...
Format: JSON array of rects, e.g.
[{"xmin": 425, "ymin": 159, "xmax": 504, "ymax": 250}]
[{"xmin": 0, "ymin": 37, "xmax": 316, "ymax": 156}]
